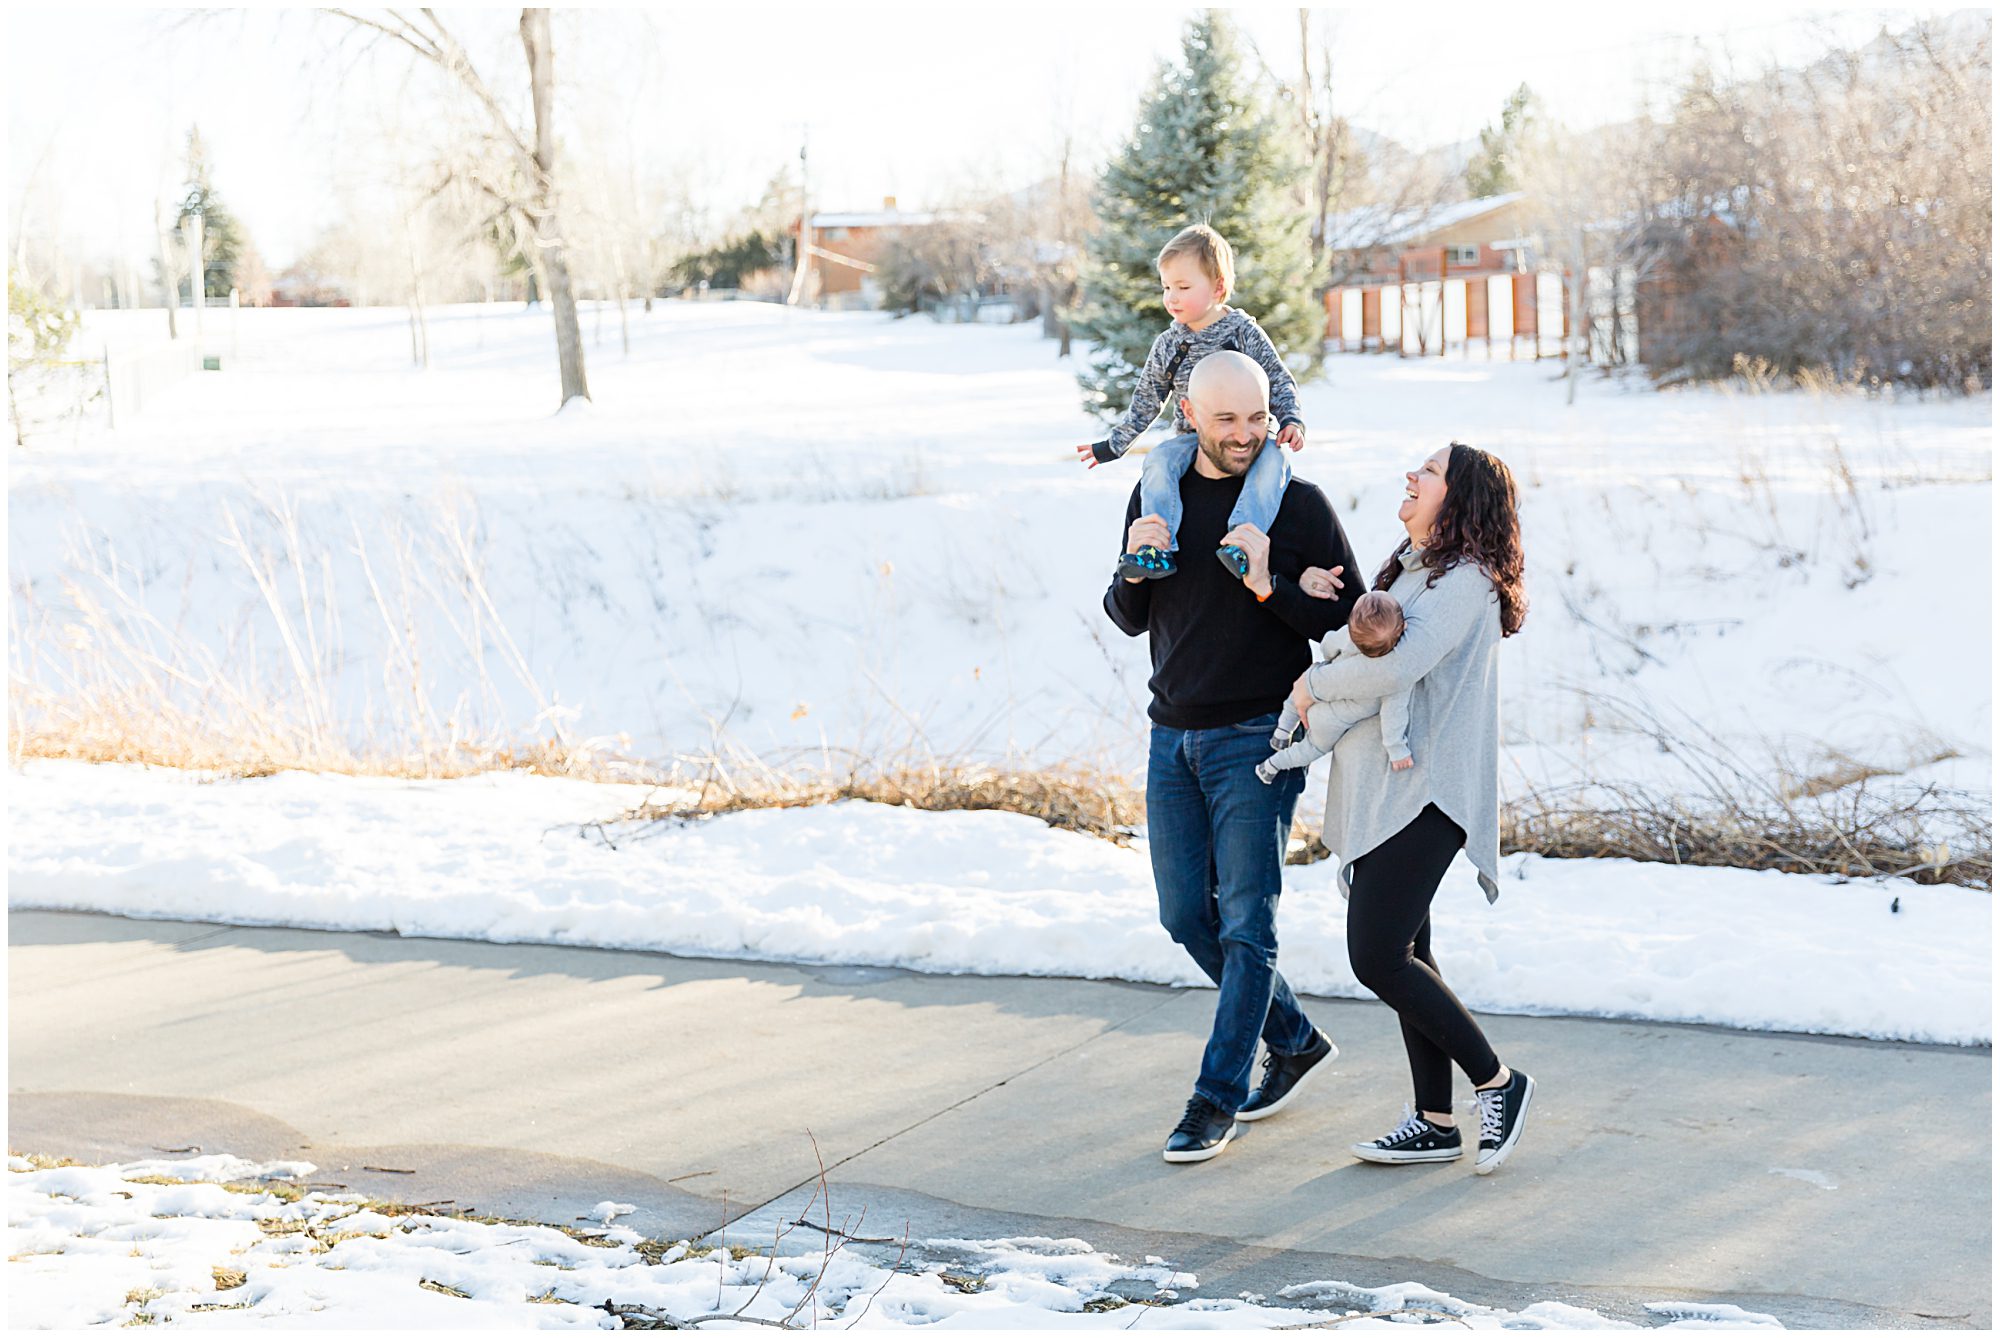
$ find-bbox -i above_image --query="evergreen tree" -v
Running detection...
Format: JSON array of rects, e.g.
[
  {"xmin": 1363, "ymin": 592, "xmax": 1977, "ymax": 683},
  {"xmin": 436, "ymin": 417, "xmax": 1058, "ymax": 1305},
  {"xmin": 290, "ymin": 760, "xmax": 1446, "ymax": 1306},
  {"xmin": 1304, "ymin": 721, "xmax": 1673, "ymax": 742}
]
[
  {"xmin": 1075, "ymin": 11, "xmax": 1317, "ymax": 420},
  {"xmin": 176, "ymin": 126, "xmax": 248, "ymax": 301},
  {"xmin": 1465, "ymin": 84, "xmax": 1540, "ymax": 198}
]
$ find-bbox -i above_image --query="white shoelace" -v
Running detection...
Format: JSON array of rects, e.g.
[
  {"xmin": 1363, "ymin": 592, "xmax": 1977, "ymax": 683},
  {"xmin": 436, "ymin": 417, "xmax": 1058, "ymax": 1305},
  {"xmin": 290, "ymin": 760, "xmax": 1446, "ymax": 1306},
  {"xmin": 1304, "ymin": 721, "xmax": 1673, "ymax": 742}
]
[
  {"xmin": 1477, "ymin": 1085, "xmax": 1506, "ymax": 1142},
  {"xmin": 1378, "ymin": 1111, "xmax": 1431, "ymax": 1146}
]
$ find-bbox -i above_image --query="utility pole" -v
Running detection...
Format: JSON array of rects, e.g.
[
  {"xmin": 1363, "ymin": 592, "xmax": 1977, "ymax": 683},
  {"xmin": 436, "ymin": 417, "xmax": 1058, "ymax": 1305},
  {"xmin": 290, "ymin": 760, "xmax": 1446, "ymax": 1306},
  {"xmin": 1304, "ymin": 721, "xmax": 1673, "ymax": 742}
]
[{"xmin": 786, "ymin": 124, "xmax": 812, "ymax": 307}]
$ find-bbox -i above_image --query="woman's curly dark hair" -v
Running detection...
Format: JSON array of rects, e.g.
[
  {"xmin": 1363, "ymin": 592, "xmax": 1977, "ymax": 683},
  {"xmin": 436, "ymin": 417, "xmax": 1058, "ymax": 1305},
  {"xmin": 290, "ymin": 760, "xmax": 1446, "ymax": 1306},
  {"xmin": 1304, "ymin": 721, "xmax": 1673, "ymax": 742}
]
[{"xmin": 1372, "ymin": 442, "xmax": 1527, "ymax": 638}]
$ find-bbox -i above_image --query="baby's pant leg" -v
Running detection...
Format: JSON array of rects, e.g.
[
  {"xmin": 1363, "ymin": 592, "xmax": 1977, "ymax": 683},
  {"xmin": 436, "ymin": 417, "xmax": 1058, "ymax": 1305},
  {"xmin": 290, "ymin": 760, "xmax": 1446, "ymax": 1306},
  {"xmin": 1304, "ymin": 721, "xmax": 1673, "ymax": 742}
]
[{"xmin": 1305, "ymin": 697, "xmax": 1384, "ymax": 751}]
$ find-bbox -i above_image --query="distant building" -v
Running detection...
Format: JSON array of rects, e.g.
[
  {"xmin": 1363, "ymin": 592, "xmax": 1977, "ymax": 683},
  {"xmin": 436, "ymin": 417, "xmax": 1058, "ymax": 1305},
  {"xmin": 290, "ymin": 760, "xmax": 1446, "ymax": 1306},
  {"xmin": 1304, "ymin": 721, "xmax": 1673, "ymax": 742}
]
[
  {"xmin": 1323, "ymin": 192, "xmax": 1566, "ymax": 358},
  {"xmin": 800, "ymin": 197, "xmax": 943, "ymax": 309},
  {"xmin": 269, "ymin": 263, "xmax": 349, "ymax": 308}
]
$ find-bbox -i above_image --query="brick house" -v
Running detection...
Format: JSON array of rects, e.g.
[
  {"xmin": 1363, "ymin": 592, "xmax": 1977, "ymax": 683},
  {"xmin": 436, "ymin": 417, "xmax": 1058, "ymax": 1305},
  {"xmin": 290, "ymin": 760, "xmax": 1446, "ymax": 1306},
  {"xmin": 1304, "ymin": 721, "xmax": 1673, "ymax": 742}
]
[
  {"xmin": 799, "ymin": 197, "xmax": 942, "ymax": 308},
  {"xmin": 1324, "ymin": 192, "xmax": 1570, "ymax": 358}
]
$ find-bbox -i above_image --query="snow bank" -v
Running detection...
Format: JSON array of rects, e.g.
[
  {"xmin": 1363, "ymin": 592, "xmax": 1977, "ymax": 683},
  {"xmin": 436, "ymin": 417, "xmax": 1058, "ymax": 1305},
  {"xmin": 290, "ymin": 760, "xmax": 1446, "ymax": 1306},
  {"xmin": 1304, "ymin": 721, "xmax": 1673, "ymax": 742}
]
[{"xmin": 9, "ymin": 761, "xmax": 1987, "ymax": 1045}]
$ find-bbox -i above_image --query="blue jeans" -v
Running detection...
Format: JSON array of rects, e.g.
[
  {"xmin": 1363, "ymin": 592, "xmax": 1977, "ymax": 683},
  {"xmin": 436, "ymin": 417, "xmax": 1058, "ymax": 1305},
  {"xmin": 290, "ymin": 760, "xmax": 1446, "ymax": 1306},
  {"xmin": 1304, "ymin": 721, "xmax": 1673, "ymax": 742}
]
[
  {"xmin": 1147, "ymin": 712, "xmax": 1317, "ymax": 1113},
  {"xmin": 1140, "ymin": 432, "xmax": 1292, "ymax": 553}
]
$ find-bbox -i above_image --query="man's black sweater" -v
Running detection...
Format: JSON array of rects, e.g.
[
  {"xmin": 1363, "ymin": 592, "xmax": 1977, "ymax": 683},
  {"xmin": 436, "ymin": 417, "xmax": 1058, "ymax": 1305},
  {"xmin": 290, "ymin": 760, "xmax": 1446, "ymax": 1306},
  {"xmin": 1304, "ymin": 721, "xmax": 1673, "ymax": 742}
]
[{"xmin": 1103, "ymin": 468, "xmax": 1362, "ymax": 731}]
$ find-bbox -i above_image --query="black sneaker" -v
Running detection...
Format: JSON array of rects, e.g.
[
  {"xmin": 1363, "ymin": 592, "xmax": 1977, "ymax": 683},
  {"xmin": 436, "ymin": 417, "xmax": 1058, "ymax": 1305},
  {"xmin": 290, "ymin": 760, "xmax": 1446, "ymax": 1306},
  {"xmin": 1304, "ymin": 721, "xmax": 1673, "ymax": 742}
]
[
  {"xmin": 1350, "ymin": 1110, "xmax": 1463, "ymax": 1164},
  {"xmin": 1117, "ymin": 545, "xmax": 1177, "ymax": 581},
  {"xmin": 1473, "ymin": 1068, "xmax": 1535, "ymax": 1175},
  {"xmin": 1237, "ymin": 1029, "xmax": 1336, "ymax": 1122},
  {"xmin": 1162, "ymin": 1094, "xmax": 1238, "ymax": 1163}
]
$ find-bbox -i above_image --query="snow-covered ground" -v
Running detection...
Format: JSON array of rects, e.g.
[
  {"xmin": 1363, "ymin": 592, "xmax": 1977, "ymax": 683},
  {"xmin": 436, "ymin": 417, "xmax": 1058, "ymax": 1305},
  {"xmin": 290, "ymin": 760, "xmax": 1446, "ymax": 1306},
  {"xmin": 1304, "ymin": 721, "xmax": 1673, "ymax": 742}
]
[
  {"xmin": 10, "ymin": 301, "xmax": 1992, "ymax": 803},
  {"xmin": 7, "ymin": 302, "xmax": 1992, "ymax": 1045},
  {"xmin": 9, "ymin": 759, "xmax": 1987, "ymax": 1044},
  {"xmin": 8, "ymin": 1151, "xmax": 1783, "ymax": 1329}
]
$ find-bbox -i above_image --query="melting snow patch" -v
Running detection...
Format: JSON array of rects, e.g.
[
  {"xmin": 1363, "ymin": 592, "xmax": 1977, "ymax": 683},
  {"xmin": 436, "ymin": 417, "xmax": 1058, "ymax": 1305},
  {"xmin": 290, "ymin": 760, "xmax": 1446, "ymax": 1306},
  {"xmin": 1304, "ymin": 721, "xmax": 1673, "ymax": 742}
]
[
  {"xmin": 7, "ymin": 1151, "xmax": 1795, "ymax": 1329},
  {"xmin": 1645, "ymin": 1300, "xmax": 1786, "ymax": 1327}
]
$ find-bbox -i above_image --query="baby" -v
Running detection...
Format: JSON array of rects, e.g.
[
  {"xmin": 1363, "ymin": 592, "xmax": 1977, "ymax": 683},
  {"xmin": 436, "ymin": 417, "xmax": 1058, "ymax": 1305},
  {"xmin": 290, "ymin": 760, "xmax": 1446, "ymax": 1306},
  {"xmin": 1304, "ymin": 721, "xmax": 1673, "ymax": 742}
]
[{"xmin": 1256, "ymin": 591, "xmax": 1413, "ymax": 784}]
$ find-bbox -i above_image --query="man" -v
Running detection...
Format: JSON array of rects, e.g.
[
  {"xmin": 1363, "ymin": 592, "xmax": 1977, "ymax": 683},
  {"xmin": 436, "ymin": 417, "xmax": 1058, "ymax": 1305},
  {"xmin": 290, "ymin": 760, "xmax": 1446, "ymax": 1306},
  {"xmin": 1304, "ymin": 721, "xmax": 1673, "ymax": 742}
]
[{"xmin": 1102, "ymin": 351, "xmax": 1361, "ymax": 1163}]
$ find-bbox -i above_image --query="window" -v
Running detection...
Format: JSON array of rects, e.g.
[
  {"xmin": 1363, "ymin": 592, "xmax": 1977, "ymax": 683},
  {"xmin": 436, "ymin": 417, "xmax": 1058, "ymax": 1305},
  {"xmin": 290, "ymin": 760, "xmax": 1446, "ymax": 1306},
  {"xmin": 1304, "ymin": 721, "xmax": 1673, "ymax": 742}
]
[
  {"xmin": 1446, "ymin": 244, "xmax": 1481, "ymax": 265},
  {"xmin": 822, "ymin": 227, "xmax": 849, "ymax": 241}
]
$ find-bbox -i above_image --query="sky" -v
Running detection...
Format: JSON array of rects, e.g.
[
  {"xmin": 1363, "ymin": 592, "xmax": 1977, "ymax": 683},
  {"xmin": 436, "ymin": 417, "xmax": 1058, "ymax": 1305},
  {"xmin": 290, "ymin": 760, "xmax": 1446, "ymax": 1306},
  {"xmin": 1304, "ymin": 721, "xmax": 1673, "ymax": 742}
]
[{"xmin": 7, "ymin": 5, "xmax": 1929, "ymax": 274}]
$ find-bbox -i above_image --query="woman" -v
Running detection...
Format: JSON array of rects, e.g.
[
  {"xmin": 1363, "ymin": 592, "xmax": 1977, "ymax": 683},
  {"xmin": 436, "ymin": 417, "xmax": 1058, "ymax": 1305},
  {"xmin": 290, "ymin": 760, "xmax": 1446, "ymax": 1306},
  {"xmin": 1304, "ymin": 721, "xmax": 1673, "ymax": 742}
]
[{"xmin": 1292, "ymin": 442, "xmax": 1531, "ymax": 1175}]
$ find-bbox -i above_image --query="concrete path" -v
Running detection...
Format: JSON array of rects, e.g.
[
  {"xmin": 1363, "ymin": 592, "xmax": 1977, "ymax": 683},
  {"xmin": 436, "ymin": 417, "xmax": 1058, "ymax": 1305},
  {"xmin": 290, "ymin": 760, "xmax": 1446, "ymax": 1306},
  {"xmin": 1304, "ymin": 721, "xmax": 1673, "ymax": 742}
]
[{"xmin": 8, "ymin": 909, "xmax": 1990, "ymax": 1328}]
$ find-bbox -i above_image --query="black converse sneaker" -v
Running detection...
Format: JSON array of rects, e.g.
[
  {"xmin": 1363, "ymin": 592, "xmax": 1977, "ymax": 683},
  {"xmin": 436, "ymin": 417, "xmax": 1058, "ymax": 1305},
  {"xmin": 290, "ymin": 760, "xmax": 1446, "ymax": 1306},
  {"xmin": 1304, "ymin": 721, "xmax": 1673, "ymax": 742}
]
[
  {"xmin": 1473, "ymin": 1069, "xmax": 1535, "ymax": 1175},
  {"xmin": 1350, "ymin": 1109, "xmax": 1463, "ymax": 1164},
  {"xmin": 1237, "ymin": 1029, "xmax": 1336, "ymax": 1122},
  {"xmin": 1162, "ymin": 1094, "xmax": 1238, "ymax": 1164}
]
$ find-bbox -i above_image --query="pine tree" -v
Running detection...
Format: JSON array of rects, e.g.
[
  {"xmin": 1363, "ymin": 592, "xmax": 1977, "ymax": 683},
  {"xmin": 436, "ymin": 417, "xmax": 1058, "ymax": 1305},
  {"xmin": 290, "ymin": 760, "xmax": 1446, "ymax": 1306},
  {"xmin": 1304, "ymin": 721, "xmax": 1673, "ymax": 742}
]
[
  {"xmin": 176, "ymin": 126, "xmax": 248, "ymax": 301},
  {"xmin": 1075, "ymin": 11, "xmax": 1317, "ymax": 421},
  {"xmin": 1464, "ymin": 84, "xmax": 1540, "ymax": 198}
]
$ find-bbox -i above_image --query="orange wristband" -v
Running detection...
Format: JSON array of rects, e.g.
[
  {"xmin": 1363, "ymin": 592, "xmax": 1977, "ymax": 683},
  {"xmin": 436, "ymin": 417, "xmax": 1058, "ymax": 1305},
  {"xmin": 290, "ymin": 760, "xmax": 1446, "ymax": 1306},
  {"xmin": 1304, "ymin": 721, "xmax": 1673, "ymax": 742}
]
[{"xmin": 1255, "ymin": 584, "xmax": 1275, "ymax": 603}]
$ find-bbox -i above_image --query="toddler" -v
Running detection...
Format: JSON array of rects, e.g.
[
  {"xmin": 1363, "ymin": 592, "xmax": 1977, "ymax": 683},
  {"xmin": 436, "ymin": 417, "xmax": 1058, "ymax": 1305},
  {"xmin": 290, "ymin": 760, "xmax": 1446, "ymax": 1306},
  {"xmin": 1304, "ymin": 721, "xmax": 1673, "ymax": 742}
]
[{"xmin": 1075, "ymin": 224, "xmax": 1306, "ymax": 581}]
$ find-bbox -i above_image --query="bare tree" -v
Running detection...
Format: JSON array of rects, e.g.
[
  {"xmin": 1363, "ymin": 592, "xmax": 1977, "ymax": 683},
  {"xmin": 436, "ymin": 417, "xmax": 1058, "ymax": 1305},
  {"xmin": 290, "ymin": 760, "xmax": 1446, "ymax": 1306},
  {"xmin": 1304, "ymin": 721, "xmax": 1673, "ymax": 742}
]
[
  {"xmin": 323, "ymin": 7, "xmax": 589, "ymax": 405},
  {"xmin": 1289, "ymin": 9, "xmax": 1355, "ymax": 293}
]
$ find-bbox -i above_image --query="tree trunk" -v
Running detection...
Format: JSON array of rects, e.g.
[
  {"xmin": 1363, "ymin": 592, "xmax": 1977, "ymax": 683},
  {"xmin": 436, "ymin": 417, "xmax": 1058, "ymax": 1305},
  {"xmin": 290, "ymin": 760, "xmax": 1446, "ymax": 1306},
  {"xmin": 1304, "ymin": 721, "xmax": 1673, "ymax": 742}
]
[
  {"xmin": 520, "ymin": 7, "xmax": 589, "ymax": 405},
  {"xmin": 404, "ymin": 209, "xmax": 429, "ymax": 369},
  {"xmin": 613, "ymin": 242, "xmax": 630, "ymax": 356},
  {"xmin": 156, "ymin": 206, "xmax": 179, "ymax": 340},
  {"xmin": 1565, "ymin": 237, "xmax": 1588, "ymax": 406},
  {"xmin": 184, "ymin": 213, "xmax": 205, "ymax": 334}
]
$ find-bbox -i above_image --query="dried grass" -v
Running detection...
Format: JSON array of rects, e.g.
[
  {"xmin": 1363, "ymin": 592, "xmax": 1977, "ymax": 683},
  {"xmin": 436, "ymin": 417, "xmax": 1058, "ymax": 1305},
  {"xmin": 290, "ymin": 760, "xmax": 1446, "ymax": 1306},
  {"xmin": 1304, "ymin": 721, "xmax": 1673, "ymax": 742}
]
[
  {"xmin": 1497, "ymin": 697, "xmax": 1989, "ymax": 889},
  {"xmin": 615, "ymin": 743, "xmax": 1143, "ymax": 845}
]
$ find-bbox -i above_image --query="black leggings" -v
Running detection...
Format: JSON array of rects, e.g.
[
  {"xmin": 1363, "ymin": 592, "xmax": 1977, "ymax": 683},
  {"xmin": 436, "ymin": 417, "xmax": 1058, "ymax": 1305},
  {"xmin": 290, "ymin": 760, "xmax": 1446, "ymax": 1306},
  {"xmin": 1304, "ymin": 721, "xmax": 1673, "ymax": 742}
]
[{"xmin": 1346, "ymin": 803, "xmax": 1501, "ymax": 1114}]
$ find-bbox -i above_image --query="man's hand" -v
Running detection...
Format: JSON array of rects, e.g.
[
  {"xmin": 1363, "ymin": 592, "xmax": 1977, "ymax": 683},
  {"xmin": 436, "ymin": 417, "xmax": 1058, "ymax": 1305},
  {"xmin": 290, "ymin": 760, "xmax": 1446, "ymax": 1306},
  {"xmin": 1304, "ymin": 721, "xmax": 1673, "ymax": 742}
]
[
  {"xmin": 1290, "ymin": 670, "xmax": 1316, "ymax": 720},
  {"xmin": 1277, "ymin": 423, "xmax": 1306, "ymax": 451},
  {"xmin": 1297, "ymin": 565, "xmax": 1346, "ymax": 600},
  {"xmin": 1124, "ymin": 513, "xmax": 1170, "ymax": 582},
  {"xmin": 1222, "ymin": 523, "xmax": 1273, "ymax": 598},
  {"xmin": 1391, "ymin": 756, "xmax": 1414, "ymax": 772},
  {"xmin": 1075, "ymin": 443, "xmax": 1099, "ymax": 469}
]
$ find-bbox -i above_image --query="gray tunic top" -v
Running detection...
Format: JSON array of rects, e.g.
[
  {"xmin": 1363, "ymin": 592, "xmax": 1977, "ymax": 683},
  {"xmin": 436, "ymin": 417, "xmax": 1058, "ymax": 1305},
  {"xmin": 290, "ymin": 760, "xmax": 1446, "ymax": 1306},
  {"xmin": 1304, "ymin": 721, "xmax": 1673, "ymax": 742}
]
[{"xmin": 1306, "ymin": 545, "xmax": 1504, "ymax": 903}]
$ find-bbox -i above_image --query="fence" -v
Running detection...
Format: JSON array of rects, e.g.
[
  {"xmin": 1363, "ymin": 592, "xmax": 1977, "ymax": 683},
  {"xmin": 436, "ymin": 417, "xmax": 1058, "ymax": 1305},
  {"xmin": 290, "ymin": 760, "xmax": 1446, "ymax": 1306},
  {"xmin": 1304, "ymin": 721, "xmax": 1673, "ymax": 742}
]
[{"xmin": 1325, "ymin": 268, "xmax": 1639, "ymax": 365}]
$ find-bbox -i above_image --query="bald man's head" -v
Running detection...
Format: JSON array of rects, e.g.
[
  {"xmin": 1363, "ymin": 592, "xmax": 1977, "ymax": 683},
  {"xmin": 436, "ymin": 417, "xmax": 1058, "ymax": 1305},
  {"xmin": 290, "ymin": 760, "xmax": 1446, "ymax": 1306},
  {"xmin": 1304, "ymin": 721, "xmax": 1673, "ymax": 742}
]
[{"xmin": 1180, "ymin": 350, "xmax": 1272, "ymax": 480}]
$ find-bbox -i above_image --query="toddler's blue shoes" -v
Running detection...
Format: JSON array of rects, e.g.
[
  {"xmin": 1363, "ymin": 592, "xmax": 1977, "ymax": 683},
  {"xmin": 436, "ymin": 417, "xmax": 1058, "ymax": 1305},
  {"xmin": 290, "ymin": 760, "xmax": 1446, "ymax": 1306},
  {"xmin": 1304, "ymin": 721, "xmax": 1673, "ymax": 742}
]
[{"xmin": 1117, "ymin": 545, "xmax": 1177, "ymax": 581}]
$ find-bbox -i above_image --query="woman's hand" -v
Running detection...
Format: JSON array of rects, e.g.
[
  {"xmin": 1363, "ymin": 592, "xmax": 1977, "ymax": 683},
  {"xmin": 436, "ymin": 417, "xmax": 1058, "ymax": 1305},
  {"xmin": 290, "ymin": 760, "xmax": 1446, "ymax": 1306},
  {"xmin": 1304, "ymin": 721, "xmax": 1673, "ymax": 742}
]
[
  {"xmin": 1297, "ymin": 565, "xmax": 1346, "ymax": 600},
  {"xmin": 1291, "ymin": 670, "xmax": 1316, "ymax": 720}
]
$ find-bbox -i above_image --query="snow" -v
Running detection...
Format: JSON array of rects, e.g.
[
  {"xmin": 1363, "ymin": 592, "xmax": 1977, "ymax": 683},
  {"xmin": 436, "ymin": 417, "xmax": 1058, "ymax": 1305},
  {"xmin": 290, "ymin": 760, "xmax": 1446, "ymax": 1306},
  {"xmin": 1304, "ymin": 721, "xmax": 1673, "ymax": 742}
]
[
  {"xmin": 11, "ymin": 302, "xmax": 1989, "ymax": 807},
  {"xmin": 1325, "ymin": 191, "xmax": 1527, "ymax": 249},
  {"xmin": 9, "ymin": 759, "xmax": 1988, "ymax": 1044},
  {"xmin": 6, "ymin": 302, "xmax": 1990, "ymax": 1044},
  {"xmin": 6, "ymin": 1151, "xmax": 1787, "ymax": 1329}
]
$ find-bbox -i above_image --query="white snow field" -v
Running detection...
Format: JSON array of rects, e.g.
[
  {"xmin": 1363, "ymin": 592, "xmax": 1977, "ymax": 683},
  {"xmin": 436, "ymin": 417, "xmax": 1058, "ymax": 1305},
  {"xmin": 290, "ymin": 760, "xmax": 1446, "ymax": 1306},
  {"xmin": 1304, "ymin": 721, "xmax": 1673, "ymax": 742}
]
[
  {"xmin": 7, "ymin": 1151, "xmax": 1782, "ymax": 1329},
  {"xmin": 7, "ymin": 302, "xmax": 1991, "ymax": 1043},
  {"xmin": 10, "ymin": 301, "xmax": 1991, "ymax": 793},
  {"xmin": 8, "ymin": 759, "xmax": 1988, "ymax": 1044}
]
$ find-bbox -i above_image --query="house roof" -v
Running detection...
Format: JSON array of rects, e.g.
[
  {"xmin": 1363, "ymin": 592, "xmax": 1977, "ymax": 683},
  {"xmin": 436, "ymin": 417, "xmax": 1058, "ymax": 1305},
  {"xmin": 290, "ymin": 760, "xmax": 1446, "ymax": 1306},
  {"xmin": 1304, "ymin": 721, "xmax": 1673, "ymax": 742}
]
[
  {"xmin": 810, "ymin": 209, "xmax": 944, "ymax": 229},
  {"xmin": 1327, "ymin": 192, "xmax": 1525, "ymax": 251}
]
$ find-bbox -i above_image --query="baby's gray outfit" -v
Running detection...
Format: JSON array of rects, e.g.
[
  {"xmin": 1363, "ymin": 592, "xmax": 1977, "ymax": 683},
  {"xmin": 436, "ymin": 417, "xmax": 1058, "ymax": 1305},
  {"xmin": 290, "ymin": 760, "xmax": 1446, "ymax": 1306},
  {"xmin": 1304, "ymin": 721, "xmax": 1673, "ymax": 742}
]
[{"xmin": 1258, "ymin": 627, "xmax": 1412, "ymax": 781}]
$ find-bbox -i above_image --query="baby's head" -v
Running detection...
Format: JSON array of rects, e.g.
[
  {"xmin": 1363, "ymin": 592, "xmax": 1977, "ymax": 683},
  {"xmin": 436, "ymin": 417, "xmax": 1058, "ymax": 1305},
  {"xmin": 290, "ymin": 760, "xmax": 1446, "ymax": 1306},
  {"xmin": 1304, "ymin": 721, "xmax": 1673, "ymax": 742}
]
[
  {"xmin": 1156, "ymin": 224, "xmax": 1234, "ymax": 327},
  {"xmin": 1349, "ymin": 591, "xmax": 1406, "ymax": 657}
]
